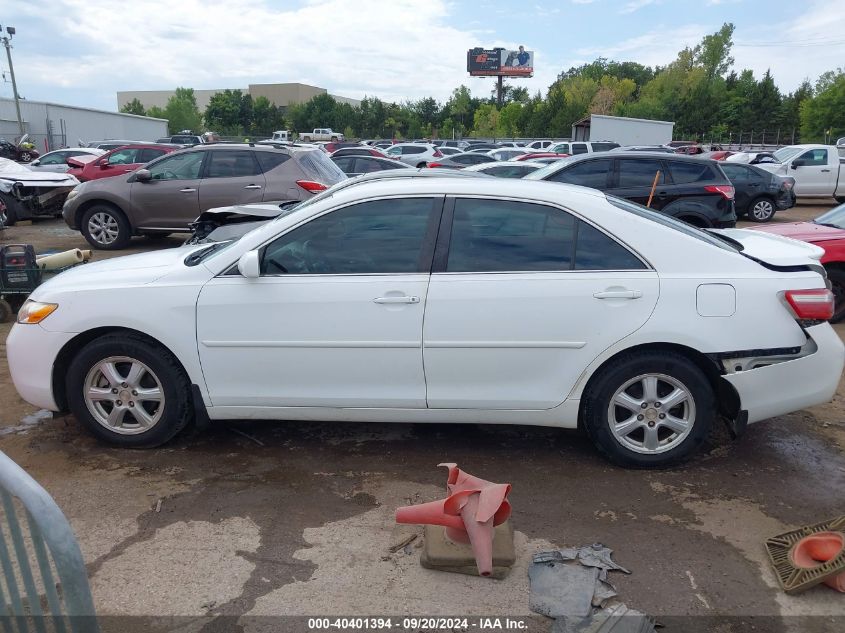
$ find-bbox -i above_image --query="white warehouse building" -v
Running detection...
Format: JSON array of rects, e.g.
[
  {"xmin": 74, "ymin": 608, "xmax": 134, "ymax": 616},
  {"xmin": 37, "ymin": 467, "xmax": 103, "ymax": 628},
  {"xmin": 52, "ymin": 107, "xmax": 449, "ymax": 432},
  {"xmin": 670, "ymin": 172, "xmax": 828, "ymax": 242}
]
[
  {"xmin": 572, "ymin": 114, "xmax": 675, "ymax": 146},
  {"xmin": 0, "ymin": 97, "xmax": 168, "ymax": 153}
]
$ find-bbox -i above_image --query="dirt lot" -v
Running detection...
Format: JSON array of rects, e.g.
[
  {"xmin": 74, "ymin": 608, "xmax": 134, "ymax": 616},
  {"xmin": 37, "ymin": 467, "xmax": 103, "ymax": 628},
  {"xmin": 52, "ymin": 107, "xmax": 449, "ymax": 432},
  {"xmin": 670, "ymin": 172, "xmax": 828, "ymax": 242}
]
[{"xmin": 1, "ymin": 201, "xmax": 844, "ymax": 632}]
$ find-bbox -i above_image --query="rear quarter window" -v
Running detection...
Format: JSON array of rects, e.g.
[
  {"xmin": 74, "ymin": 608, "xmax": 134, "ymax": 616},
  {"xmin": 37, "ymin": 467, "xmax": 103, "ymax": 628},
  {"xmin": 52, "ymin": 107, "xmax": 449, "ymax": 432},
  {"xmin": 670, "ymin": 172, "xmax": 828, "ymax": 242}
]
[
  {"xmin": 296, "ymin": 150, "xmax": 346, "ymax": 185},
  {"xmin": 256, "ymin": 151, "xmax": 291, "ymax": 173},
  {"xmin": 668, "ymin": 160, "xmax": 718, "ymax": 183},
  {"xmin": 591, "ymin": 143, "xmax": 619, "ymax": 152}
]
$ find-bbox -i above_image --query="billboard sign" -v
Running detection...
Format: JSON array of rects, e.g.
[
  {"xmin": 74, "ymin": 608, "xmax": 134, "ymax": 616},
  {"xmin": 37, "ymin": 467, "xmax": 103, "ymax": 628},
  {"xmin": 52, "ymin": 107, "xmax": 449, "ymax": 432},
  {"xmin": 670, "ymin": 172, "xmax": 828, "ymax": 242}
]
[{"xmin": 467, "ymin": 46, "xmax": 534, "ymax": 77}]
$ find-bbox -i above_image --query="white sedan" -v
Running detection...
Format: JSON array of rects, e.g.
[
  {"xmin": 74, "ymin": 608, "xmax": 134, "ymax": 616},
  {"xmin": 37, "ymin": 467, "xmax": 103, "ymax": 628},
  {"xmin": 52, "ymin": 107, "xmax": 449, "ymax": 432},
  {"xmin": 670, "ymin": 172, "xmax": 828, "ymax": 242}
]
[
  {"xmin": 7, "ymin": 177, "xmax": 844, "ymax": 467},
  {"xmin": 27, "ymin": 147, "xmax": 105, "ymax": 173}
]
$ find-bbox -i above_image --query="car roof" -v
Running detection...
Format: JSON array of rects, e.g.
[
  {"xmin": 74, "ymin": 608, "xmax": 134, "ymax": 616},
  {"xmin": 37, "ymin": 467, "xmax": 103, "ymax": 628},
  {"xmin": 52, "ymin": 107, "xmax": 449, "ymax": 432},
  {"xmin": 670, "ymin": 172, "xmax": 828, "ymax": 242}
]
[
  {"xmin": 466, "ymin": 160, "xmax": 542, "ymax": 170},
  {"xmin": 557, "ymin": 151, "xmax": 717, "ymax": 163}
]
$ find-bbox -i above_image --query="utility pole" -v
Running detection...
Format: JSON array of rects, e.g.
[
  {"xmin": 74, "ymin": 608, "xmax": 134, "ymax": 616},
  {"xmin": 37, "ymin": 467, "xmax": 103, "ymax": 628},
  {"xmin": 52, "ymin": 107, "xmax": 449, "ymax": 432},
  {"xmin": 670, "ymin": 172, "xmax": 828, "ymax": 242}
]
[{"xmin": 0, "ymin": 25, "xmax": 24, "ymax": 137}]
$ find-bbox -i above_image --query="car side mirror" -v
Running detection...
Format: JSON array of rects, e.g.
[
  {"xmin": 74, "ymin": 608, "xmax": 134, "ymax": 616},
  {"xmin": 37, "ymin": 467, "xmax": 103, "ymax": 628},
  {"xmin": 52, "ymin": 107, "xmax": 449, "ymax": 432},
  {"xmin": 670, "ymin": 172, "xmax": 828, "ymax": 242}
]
[
  {"xmin": 135, "ymin": 169, "xmax": 152, "ymax": 182},
  {"xmin": 97, "ymin": 158, "xmax": 108, "ymax": 167},
  {"xmin": 791, "ymin": 160, "xmax": 805, "ymax": 169},
  {"xmin": 237, "ymin": 251, "xmax": 261, "ymax": 279},
  {"xmin": 30, "ymin": 159, "xmax": 40, "ymax": 166}
]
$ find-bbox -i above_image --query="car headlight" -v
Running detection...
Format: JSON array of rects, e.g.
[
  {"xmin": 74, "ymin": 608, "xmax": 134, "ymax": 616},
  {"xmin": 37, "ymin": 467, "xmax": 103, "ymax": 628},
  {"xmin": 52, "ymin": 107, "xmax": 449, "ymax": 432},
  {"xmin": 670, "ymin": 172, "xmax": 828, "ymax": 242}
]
[
  {"xmin": 17, "ymin": 300, "xmax": 58, "ymax": 324},
  {"xmin": 65, "ymin": 188, "xmax": 80, "ymax": 200}
]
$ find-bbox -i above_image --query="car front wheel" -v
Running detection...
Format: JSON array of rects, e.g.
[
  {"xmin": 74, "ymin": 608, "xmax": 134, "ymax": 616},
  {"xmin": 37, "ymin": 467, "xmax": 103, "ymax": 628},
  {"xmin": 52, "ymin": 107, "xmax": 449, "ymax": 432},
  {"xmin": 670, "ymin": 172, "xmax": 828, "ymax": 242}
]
[
  {"xmin": 583, "ymin": 351, "xmax": 714, "ymax": 467},
  {"xmin": 747, "ymin": 196, "xmax": 776, "ymax": 222},
  {"xmin": 81, "ymin": 204, "xmax": 131, "ymax": 249},
  {"xmin": 66, "ymin": 333, "xmax": 192, "ymax": 447}
]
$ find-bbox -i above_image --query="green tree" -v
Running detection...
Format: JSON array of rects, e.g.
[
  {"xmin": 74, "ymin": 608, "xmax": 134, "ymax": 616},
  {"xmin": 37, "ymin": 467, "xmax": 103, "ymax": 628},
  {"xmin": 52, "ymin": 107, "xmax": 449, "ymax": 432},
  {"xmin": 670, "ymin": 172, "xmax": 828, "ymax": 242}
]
[
  {"xmin": 472, "ymin": 104, "xmax": 499, "ymax": 137},
  {"xmin": 801, "ymin": 71, "xmax": 845, "ymax": 142},
  {"xmin": 250, "ymin": 96, "xmax": 285, "ymax": 135},
  {"xmin": 204, "ymin": 89, "xmax": 246, "ymax": 133},
  {"xmin": 146, "ymin": 105, "xmax": 166, "ymax": 119},
  {"xmin": 163, "ymin": 87, "xmax": 203, "ymax": 134},
  {"xmin": 120, "ymin": 98, "xmax": 146, "ymax": 116},
  {"xmin": 694, "ymin": 22, "xmax": 735, "ymax": 80},
  {"xmin": 497, "ymin": 102, "xmax": 522, "ymax": 137}
]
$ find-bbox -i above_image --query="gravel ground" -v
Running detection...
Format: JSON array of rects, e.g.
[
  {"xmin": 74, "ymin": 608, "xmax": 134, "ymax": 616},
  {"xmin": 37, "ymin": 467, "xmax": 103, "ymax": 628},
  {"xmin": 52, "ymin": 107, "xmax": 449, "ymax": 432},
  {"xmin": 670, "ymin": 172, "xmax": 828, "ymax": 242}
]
[{"xmin": 0, "ymin": 199, "xmax": 843, "ymax": 632}]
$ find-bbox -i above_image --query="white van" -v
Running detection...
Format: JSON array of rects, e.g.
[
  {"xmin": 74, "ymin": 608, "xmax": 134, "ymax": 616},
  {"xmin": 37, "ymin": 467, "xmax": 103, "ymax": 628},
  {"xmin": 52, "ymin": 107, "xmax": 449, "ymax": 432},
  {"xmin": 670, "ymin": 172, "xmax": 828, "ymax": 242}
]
[{"xmin": 271, "ymin": 130, "xmax": 293, "ymax": 142}]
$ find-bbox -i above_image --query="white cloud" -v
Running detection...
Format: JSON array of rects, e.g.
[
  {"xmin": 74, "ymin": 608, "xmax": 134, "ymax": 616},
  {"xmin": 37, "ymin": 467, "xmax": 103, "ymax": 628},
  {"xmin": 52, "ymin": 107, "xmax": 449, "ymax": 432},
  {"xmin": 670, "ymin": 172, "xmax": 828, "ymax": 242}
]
[
  {"xmin": 575, "ymin": 25, "xmax": 708, "ymax": 66},
  {"xmin": 10, "ymin": 0, "xmax": 484, "ymax": 106},
  {"xmin": 620, "ymin": 0, "xmax": 658, "ymax": 14}
]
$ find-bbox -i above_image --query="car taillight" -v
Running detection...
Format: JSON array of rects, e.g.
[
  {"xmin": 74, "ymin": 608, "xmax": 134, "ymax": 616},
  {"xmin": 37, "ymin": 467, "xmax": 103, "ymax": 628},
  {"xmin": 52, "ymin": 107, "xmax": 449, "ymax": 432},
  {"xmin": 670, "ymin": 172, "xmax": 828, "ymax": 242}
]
[
  {"xmin": 704, "ymin": 184, "xmax": 735, "ymax": 200},
  {"xmin": 782, "ymin": 180, "xmax": 794, "ymax": 190},
  {"xmin": 296, "ymin": 180, "xmax": 327, "ymax": 193},
  {"xmin": 783, "ymin": 289, "xmax": 834, "ymax": 321},
  {"xmin": 428, "ymin": 162, "xmax": 443, "ymax": 168},
  {"xmin": 433, "ymin": 149, "xmax": 443, "ymax": 158}
]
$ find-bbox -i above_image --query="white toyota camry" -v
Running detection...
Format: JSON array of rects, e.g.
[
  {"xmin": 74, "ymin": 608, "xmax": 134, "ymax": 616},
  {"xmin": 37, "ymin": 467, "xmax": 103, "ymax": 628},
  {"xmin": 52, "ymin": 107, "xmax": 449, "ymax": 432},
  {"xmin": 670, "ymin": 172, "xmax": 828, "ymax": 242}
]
[{"xmin": 7, "ymin": 176, "xmax": 844, "ymax": 467}]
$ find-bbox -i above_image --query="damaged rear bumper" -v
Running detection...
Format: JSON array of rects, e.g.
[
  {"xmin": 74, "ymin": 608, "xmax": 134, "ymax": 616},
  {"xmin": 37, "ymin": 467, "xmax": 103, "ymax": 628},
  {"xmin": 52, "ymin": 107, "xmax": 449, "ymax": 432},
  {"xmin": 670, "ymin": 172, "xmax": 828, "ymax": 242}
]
[{"xmin": 722, "ymin": 323, "xmax": 844, "ymax": 424}]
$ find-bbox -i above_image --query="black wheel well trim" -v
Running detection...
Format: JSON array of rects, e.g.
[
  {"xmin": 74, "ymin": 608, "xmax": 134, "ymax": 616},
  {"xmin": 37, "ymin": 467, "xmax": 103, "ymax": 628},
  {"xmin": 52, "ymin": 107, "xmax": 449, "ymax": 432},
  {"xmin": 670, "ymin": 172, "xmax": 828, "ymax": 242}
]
[
  {"xmin": 51, "ymin": 326, "xmax": 198, "ymax": 414},
  {"xmin": 577, "ymin": 342, "xmax": 740, "ymax": 427},
  {"xmin": 75, "ymin": 199, "xmax": 126, "ymax": 229}
]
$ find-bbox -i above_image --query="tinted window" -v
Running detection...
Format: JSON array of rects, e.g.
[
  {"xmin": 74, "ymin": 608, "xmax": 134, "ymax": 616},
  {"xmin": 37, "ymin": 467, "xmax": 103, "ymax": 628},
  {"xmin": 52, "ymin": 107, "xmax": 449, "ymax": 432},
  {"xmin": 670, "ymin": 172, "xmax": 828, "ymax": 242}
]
[
  {"xmin": 617, "ymin": 159, "xmax": 665, "ymax": 187},
  {"xmin": 205, "ymin": 150, "xmax": 259, "ymax": 178},
  {"xmin": 552, "ymin": 143, "xmax": 570, "ymax": 154},
  {"xmin": 147, "ymin": 152, "xmax": 205, "ymax": 180},
  {"xmin": 332, "ymin": 156, "xmax": 356, "ymax": 173},
  {"xmin": 39, "ymin": 152, "xmax": 68, "ymax": 165},
  {"xmin": 549, "ymin": 159, "xmax": 611, "ymax": 188},
  {"xmin": 447, "ymin": 199, "xmax": 576, "ymax": 272},
  {"xmin": 574, "ymin": 222, "xmax": 645, "ymax": 270},
  {"xmin": 571, "ymin": 144, "xmax": 588, "ymax": 155},
  {"xmin": 591, "ymin": 142, "xmax": 620, "ymax": 152},
  {"xmin": 107, "ymin": 148, "xmax": 140, "ymax": 164},
  {"xmin": 720, "ymin": 164, "xmax": 748, "ymax": 181},
  {"xmin": 137, "ymin": 148, "xmax": 167, "ymax": 163},
  {"xmin": 484, "ymin": 165, "xmax": 538, "ymax": 178},
  {"xmin": 261, "ymin": 198, "xmax": 435, "ymax": 275},
  {"xmin": 357, "ymin": 158, "xmax": 403, "ymax": 173},
  {"xmin": 668, "ymin": 160, "xmax": 714, "ymax": 183},
  {"xmin": 256, "ymin": 152, "xmax": 291, "ymax": 172},
  {"xmin": 404, "ymin": 146, "xmax": 426, "ymax": 155},
  {"xmin": 296, "ymin": 150, "xmax": 346, "ymax": 185},
  {"xmin": 799, "ymin": 149, "xmax": 828, "ymax": 166}
]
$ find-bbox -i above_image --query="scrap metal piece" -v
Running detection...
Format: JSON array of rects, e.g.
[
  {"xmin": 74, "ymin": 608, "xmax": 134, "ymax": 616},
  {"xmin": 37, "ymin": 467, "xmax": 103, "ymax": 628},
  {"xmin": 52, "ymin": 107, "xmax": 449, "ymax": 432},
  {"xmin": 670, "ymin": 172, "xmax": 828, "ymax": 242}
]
[
  {"xmin": 529, "ymin": 560, "xmax": 599, "ymax": 618},
  {"xmin": 766, "ymin": 515, "xmax": 845, "ymax": 594},
  {"xmin": 551, "ymin": 604, "xmax": 656, "ymax": 633}
]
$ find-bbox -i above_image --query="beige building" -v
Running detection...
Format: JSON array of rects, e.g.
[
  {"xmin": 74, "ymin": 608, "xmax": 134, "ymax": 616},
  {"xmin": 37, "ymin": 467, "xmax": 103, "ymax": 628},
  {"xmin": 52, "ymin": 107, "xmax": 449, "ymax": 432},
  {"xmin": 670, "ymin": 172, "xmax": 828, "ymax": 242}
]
[{"xmin": 117, "ymin": 83, "xmax": 360, "ymax": 112}]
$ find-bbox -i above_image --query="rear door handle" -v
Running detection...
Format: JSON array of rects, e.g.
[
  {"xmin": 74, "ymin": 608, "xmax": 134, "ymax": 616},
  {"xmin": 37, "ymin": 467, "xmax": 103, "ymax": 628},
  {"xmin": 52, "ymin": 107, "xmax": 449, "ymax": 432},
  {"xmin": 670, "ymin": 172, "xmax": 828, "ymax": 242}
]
[
  {"xmin": 821, "ymin": 169, "xmax": 831, "ymax": 173},
  {"xmin": 373, "ymin": 296, "xmax": 420, "ymax": 304},
  {"xmin": 179, "ymin": 188, "xmax": 197, "ymax": 193},
  {"xmin": 244, "ymin": 184, "xmax": 263, "ymax": 189},
  {"xmin": 593, "ymin": 290, "xmax": 642, "ymax": 300}
]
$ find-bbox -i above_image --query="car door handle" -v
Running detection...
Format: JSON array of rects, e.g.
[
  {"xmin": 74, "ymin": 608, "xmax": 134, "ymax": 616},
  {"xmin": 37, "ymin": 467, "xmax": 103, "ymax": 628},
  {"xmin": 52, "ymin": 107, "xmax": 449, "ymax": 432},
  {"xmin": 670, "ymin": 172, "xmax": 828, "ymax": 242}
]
[
  {"xmin": 821, "ymin": 169, "xmax": 831, "ymax": 173},
  {"xmin": 243, "ymin": 184, "xmax": 263, "ymax": 189},
  {"xmin": 373, "ymin": 296, "xmax": 420, "ymax": 304},
  {"xmin": 593, "ymin": 289, "xmax": 642, "ymax": 300},
  {"xmin": 180, "ymin": 188, "xmax": 197, "ymax": 193}
]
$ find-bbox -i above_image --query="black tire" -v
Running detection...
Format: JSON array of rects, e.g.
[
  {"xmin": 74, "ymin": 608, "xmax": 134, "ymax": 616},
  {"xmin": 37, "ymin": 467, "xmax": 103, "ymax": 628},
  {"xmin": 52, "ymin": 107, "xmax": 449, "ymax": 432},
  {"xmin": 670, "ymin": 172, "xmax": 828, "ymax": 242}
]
[
  {"xmin": 746, "ymin": 196, "xmax": 776, "ymax": 222},
  {"xmin": 80, "ymin": 204, "xmax": 131, "ymax": 250},
  {"xmin": 18, "ymin": 151, "xmax": 33, "ymax": 163},
  {"xmin": 331, "ymin": 136, "xmax": 338, "ymax": 141},
  {"xmin": 66, "ymin": 333, "xmax": 192, "ymax": 448},
  {"xmin": 582, "ymin": 351, "xmax": 715, "ymax": 468},
  {"xmin": 0, "ymin": 299, "xmax": 12, "ymax": 324},
  {"xmin": 416, "ymin": 162, "xmax": 427, "ymax": 168},
  {"xmin": 836, "ymin": 197, "xmax": 845, "ymax": 205},
  {"xmin": 0, "ymin": 192, "xmax": 21, "ymax": 226},
  {"xmin": 828, "ymin": 268, "xmax": 845, "ymax": 323}
]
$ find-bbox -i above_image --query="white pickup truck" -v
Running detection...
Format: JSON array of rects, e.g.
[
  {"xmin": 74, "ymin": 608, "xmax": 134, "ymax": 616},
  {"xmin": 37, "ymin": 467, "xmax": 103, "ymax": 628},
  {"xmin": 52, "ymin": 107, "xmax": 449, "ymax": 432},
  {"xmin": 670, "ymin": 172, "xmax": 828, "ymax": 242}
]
[
  {"xmin": 299, "ymin": 128, "xmax": 344, "ymax": 142},
  {"xmin": 757, "ymin": 144, "xmax": 845, "ymax": 202}
]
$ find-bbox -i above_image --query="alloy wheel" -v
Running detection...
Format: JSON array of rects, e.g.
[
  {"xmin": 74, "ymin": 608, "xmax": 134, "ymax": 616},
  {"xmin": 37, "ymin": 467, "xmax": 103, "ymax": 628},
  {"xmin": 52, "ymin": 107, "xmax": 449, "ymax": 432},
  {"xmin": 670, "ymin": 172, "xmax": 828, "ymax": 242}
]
[
  {"xmin": 751, "ymin": 199, "xmax": 774, "ymax": 221},
  {"xmin": 83, "ymin": 356, "xmax": 165, "ymax": 435},
  {"xmin": 87, "ymin": 212, "xmax": 120, "ymax": 245},
  {"xmin": 607, "ymin": 373, "xmax": 696, "ymax": 455}
]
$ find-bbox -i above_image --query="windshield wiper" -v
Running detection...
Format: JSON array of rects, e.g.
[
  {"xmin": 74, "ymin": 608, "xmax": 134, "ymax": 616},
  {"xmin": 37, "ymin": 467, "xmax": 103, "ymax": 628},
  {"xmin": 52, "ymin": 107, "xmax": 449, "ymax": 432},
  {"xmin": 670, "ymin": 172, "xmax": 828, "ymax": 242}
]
[{"xmin": 184, "ymin": 241, "xmax": 229, "ymax": 266}]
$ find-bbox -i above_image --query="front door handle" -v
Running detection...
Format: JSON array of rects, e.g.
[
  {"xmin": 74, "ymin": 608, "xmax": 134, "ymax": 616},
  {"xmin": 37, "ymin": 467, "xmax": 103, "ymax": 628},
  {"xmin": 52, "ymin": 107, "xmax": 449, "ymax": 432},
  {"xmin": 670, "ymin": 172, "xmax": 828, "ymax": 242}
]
[
  {"xmin": 244, "ymin": 184, "xmax": 263, "ymax": 190},
  {"xmin": 594, "ymin": 289, "xmax": 642, "ymax": 300},
  {"xmin": 180, "ymin": 188, "xmax": 197, "ymax": 193},
  {"xmin": 821, "ymin": 169, "xmax": 831, "ymax": 173},
  {"xmin": 373, "ymin": 296, "xmax": 420, "ymax": 304}
]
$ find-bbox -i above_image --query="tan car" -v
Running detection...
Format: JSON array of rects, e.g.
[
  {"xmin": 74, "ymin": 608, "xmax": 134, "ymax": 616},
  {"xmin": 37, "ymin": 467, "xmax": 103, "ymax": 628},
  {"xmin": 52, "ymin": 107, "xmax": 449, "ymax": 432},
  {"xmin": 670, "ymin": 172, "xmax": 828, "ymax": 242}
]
[{"xmin": 62, "ymin": 144, "xmax": 346, "ymax": 249}]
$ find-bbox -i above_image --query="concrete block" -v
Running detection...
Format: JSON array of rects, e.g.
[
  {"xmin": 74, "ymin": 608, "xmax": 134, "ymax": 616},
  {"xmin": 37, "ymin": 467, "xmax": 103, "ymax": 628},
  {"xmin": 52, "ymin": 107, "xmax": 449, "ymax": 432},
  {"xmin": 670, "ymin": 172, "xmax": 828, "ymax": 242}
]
[{"xmin": 420, "ymin": 521, "xmax": 515, "ymax": 579}]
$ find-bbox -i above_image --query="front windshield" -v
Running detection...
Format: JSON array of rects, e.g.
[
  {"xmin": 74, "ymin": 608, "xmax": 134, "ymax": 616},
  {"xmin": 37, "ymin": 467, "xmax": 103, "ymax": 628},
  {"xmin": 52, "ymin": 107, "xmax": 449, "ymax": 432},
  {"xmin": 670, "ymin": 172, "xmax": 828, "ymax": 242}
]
[
  {"xmin": 773, "ymin": 147, "xmax": 804, "ymax": 162},
  {"xmin": 814, "ymin": 202, "xmax": 845, "ymax": 228}
]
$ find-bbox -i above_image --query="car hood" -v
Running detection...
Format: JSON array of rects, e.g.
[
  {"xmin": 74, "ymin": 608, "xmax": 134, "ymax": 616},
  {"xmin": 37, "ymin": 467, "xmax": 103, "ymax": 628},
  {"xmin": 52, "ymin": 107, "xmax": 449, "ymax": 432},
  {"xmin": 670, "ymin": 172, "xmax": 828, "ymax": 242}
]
[
  {"xmin": 749, "ymin": 221, "xmax": 845, "ymax": 243},
  {"xmin": 32, "ymin": 246, "xmax": 202, "ymax": 298},
  {"xmin": 712, "ymin": 227, "xmax": 825, "ymax": 267},
  {"xmin": 0, "ymin": 158, "xmax": 79, "ymax": 190}
]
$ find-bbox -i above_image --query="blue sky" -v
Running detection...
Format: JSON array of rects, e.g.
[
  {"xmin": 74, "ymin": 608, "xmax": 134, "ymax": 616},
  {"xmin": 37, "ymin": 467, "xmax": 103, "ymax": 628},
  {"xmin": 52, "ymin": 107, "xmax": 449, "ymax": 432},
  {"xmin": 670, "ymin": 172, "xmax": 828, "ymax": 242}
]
[{"xmin": 1, "ymin": 0, "xmax": 843, "ymax": 112}]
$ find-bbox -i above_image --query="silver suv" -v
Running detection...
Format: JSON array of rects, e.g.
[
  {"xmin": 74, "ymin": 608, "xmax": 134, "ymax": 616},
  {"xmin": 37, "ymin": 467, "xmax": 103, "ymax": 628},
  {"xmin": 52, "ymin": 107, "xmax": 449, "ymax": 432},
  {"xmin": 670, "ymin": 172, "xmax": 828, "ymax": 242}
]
[{"xmin": 62, "ymin": 144, "xmax": 346, "ymax": 249}]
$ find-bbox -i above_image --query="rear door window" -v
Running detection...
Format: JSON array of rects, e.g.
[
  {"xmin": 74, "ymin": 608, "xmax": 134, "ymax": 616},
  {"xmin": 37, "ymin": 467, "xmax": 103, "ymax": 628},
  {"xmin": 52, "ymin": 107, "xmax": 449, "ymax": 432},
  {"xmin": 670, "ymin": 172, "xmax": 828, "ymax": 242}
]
[
  {"xmin": 332, "ymin": 156, "xmax": 356, "ymax": 173},
  {"xmin": 548, "ymin": 159, "xmax": 611, "ymax": 188},
  {"xmin": 667, "ymin": 160, "xmax": 715, "ymax": 183},
  {"xmin": 205, "ymin": 150, "xmax": 260, "ymax": 178},
  {"xmin": 720, "ymin": 164, "xmax": 748, "ymax": 181},
  {"xmin": 591, "ymin": 143, "xmax": 619, "ymax": 152},
  {"xmin": 617, "ymin": 159, "xmax": 665, "ymax": 187},
  {"xmin": 571, "ymin": 144, "xmax": 589, "ymax": 155},
  {"xmin": 404, "ymin": 146, "xmax": 426, "ymax": 155},
  {"xmin": 107, "ymin": 148, "xmax": 140, "ymax": 165},
  {"xmin": 256, "ymin": 152, "xmax": 291, "ymax": 172},
  {"xmin": 137, "ymin": 148, "xmax": 167, "ymax": 163}
]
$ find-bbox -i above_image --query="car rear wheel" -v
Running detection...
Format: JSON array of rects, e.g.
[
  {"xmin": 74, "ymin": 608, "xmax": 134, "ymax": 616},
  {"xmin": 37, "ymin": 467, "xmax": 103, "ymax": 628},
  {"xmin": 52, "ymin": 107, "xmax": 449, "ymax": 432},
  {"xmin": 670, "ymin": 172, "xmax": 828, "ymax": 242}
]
[
  {"xmin": 81, "ymin": 204, "xmax": 131, "ymax": 250},
  {"xmin": 0, "ymin": 193, "xmax": 20, "ymax": 226},
  {"xmin": 827, "ymin": 268, "xmax": 845, "ymax": 323},
  {"xmin": 747, "ymin": 196, "xmax": 776, "ymax": 222},
  {"xmin": 583, "ymin": 351, "xmax": 714, "ymax": 468},
  {"xmin": 66, "ymin": 333, "xmax": 192, "ymax": 447},
  {"xmin": 18, "ymin": 151, "xmax": 33, "ymax": 163}
]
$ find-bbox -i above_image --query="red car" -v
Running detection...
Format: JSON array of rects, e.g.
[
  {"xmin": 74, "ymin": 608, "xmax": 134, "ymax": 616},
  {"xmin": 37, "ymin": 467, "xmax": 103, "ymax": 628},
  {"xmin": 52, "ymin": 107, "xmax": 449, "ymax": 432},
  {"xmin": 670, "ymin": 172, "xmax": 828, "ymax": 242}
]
[
  {"xmin": 514, "ymin": 152, "xmax": 570, "ymax": 162},
  {"xmin": 67, "ymin": 144, "xmax": 177, "ymax": 182},
  {"xmin": 752, "ymin": 203, "xmax": 845, "ymax": 321}
]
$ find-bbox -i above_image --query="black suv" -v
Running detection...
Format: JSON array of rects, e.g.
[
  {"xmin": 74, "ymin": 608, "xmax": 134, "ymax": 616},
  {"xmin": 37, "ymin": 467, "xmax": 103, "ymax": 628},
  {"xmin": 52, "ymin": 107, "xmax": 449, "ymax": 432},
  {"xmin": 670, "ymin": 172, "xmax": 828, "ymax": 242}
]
[
  {"xmin": 526, "ymin": 152, "xmax": 737, "ymax": 228},
  {"xmin": 719, "ymin": 162, "xmax": 795, "ymax": 222}
]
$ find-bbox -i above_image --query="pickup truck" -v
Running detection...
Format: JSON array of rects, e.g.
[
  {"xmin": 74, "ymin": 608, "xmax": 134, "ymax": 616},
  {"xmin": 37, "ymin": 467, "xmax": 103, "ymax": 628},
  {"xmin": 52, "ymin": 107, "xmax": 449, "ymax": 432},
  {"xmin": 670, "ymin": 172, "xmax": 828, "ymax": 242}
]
[
  {"xmin": 300, "ymin": 128, "xmax": 344, "ymax": 142},
  {"xmin": 756, "ymin": 144, "xmax": 845, "ymax": 202}
]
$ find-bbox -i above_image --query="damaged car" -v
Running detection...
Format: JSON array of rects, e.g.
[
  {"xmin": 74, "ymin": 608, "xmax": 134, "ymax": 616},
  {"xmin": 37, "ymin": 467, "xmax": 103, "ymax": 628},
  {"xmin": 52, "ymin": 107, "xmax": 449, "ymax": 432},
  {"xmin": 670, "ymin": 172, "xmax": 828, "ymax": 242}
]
[{"xmin": 0, "ymin": 158, "xmax": 80, "ymax": 226}]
